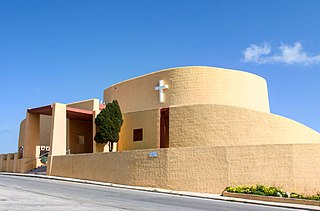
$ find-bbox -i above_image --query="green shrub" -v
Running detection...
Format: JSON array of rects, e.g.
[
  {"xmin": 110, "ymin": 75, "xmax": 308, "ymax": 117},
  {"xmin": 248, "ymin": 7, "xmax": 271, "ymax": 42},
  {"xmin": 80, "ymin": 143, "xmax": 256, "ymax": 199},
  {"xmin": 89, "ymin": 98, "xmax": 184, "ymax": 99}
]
[
  {"xmin": 225, "ymin": 185, "xmax": 319, "ymax": 201},
  {"xmin": 40, "ymin": 156, "xmax": 47, "ymax": 164}
]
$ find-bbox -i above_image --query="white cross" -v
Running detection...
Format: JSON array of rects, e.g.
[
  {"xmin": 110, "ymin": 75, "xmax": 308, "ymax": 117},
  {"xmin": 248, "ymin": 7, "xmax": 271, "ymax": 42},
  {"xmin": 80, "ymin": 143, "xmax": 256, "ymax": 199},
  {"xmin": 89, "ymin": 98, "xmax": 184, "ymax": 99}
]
[{"xmin": 155, "ymin": 80, "xmax": 169, "ymax": 103}]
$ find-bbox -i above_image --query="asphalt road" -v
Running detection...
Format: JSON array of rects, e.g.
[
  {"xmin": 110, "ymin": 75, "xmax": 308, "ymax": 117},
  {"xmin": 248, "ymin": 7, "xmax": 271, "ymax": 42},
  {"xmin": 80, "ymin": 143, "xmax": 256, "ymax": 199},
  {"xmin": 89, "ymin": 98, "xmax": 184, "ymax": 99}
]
[{"xmin": 0, "ymin": 174, "xmax": 296, "ymax": 211}]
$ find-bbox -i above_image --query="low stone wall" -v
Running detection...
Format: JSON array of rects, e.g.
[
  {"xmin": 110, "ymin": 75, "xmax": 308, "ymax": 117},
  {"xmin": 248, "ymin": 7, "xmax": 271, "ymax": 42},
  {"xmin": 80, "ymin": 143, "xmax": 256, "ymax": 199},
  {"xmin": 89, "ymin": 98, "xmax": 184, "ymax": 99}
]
[
  {"xmin": 49, "ymin": 143, "xmax": 320, "ymax": 195},
  {"xmin": 0, "ymin": 154, "xmax": 27, "ymax": 173},
  {"xmin": 5, "ymin": 154, "xmax": 14, "ymax": 172},
  {"xmin": 0, "ymin": 155, "xmax": 6, "ymax": 171}
]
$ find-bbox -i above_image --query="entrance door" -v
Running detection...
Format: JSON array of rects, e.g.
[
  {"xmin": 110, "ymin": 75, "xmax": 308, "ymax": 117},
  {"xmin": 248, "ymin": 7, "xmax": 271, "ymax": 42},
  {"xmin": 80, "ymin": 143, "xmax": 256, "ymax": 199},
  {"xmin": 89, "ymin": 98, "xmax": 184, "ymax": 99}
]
[{"xmin": 160, "ymin": 108, "xmax": 169, "ymax": 148}]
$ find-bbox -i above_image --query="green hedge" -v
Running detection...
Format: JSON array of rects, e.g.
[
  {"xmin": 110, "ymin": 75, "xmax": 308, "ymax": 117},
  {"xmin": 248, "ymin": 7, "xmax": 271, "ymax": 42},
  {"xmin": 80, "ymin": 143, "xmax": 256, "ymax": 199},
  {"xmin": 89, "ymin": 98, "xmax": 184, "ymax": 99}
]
[{"xmin": 225, "ymin": 185, "xmax": 320, "ymax": 201}]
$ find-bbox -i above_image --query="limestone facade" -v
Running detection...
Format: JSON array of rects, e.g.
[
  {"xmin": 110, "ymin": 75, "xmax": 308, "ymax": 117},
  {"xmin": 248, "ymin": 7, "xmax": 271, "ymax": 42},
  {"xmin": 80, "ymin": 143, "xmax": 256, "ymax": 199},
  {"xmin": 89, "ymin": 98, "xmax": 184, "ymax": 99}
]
[{"xmin": 1, "ymin": 66, "xmax": 319, "ymax": 195}]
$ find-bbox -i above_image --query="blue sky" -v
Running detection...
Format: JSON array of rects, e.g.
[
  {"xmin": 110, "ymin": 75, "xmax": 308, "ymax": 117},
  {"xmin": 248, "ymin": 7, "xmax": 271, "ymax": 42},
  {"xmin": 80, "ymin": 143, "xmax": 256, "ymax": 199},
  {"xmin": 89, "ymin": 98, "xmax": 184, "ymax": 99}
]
[{"xmin": 1, "ymin": 0, "xmax": 320, "ymax": 153}]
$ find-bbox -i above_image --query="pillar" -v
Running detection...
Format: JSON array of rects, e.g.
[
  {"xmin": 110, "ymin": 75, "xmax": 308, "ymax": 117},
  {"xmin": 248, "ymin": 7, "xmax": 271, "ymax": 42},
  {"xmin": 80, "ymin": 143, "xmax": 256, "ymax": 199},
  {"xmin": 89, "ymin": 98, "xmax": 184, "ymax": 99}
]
[
  {"xmin": 13, "ymin": 153, "xmax": 19, "ymax": 173},
  {"xmin": 47, "ymin": 103, "xmax": 66, "ymax": 175},
  {"xmin": 6, "ymin": 154, "xmax": 13, "ymax": 172},
  {"xmin": 1, "ymin": 155, "xmax": 7, "ymax": 172},
  {"xmin": 0, "ymin": 155, "xmax": 3, "ymax": 171},
  {"xmin": 92, "ymin": 99, "xmax": 103, "ymax": 153},
  {"xmin": 21, "ymin": 112, "xmax": 40, "ymax": 172},
  {"xmin": 92, "ymin": 110, "xmax": 98, "ymax": 153}
]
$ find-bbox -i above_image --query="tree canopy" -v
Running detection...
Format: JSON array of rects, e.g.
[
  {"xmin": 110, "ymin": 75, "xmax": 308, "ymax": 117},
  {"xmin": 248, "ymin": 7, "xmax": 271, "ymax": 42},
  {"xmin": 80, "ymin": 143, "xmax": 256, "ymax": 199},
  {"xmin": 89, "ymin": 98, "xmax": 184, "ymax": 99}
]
[{"xmin": 94, "ymin": 100, "xmax": 123, "ymax": 152}]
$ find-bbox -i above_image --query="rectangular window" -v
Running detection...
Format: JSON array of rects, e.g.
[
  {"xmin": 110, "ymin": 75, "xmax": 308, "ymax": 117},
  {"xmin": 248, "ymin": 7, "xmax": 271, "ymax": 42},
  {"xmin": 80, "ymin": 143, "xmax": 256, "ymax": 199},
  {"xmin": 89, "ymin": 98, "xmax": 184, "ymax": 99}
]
[{"xmin": 133, "ymin": 128, "xmax": 143, "ymax": 142}]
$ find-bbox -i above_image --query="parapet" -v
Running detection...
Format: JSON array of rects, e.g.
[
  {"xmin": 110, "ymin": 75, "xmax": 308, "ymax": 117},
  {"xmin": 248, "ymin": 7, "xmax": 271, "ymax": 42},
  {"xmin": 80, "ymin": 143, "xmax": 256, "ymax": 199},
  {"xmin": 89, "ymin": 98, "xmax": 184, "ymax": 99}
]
[{"xmin": 104, "ymin": 66, "xmax": 270, "ymax": 113}]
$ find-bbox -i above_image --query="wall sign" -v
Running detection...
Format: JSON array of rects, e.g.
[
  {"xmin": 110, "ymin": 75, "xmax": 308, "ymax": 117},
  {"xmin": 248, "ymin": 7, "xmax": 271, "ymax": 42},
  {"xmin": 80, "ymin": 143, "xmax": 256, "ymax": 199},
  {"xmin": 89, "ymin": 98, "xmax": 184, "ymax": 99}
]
[{"xmin": 149, "ymin": 151, "xmax": 158, "ymax": 158}]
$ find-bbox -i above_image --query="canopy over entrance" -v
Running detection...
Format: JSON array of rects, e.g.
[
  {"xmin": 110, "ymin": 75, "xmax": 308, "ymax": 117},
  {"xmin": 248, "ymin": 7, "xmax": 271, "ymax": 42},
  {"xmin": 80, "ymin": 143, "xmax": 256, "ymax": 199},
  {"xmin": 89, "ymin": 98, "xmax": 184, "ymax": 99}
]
[
  {"xmin": 28, "ymin": 105, "xmax": 94, "ymax": 120},
  {"xmin": 27, "ymin": 103, "xmax": 106, "ymax": 156}
]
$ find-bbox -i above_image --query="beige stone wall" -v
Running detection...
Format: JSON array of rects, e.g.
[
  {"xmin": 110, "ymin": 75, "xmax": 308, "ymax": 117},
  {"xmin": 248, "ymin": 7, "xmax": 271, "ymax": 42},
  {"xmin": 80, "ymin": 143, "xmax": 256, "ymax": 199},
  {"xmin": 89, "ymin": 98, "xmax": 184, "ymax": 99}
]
[
  {"xmin": 14, "ymin": 158, "xmax": 22, "ymax": 173},
  {"xmin": 104, "ymin": 66, "xmax": 270, "ymax": 113},
  {"xmin": 49, "ymin": 103, "xmax": 67, "ymax": 156},
  {"xmin": 118, "ymin": 109, "xmax": 160, "ymax": 151},
  {"xmin": 23, "ymin": 112, "xmax": 40, "ymax": 160},
  {"xmin": 0, "ymin": 154, "xmax": 22, "ymax": 173},
  {"xmin": 49, "ymin": 143, "xmax": 320, "ymax": 195},
  {"xmin": 2, "ymin": 160, "xmax": 7, "ymax": 171},
  {"xmin": 0, "ymin": 155, "xmax": 6, "ymax": 171},
  {"xmin": 0, "ymin": 155, "xmax": 2, "ymax": 171},
  {"xmin": 169, "ymin": 104, "xmax": 320, "ymax": 148},
  {"xmin": 12, "ymin": 153, "xmax": 19, "ymax": 173},
  {"xmin": 6, "ymin": 154, "xmax": 14, "ymax": 172},
  {"xmin": 18, "ymin": 115, "xmax": 52, "ymax": 152},
  {"xmin": 21, "ymin": 157, "xmax": 37, "ymax": 173}
]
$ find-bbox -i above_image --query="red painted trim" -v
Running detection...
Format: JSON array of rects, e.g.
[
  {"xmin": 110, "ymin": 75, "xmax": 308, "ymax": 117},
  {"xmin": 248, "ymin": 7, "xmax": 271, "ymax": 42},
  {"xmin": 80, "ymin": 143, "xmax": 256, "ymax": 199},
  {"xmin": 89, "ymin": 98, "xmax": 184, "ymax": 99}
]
[
  {"xmin": 27, "ymin": 105, "xmax": 52, "ymax": 115},
  {"xmin": 27, "ymin": 104, "xmax": 94, "ymax": 120},
  {"xmin": 99, "ymin": 104, "xmax": 106, "ymax": 110},
  {"xmin": 66, "ymin": 107, "xmax": 93, "ymax": 115},
  {"xmin": 66, "ymin": 107, "xmax": 93, "ymax": 120}
]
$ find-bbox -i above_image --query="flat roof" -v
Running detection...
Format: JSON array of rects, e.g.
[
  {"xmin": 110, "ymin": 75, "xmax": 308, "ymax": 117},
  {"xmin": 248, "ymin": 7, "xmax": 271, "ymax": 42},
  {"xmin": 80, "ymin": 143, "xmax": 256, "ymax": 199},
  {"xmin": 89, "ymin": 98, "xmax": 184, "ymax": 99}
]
[{"xmin": 27, "ymin": 105, "xmax": 95, "ymax": 121}]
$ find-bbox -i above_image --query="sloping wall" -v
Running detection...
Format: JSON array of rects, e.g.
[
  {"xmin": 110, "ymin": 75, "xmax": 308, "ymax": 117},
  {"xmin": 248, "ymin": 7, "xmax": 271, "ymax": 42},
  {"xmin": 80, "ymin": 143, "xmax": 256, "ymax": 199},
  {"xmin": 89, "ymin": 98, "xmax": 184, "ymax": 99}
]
[{"xmin": 49, "ymin": 144, "xmax": 320, "ymax": 195}]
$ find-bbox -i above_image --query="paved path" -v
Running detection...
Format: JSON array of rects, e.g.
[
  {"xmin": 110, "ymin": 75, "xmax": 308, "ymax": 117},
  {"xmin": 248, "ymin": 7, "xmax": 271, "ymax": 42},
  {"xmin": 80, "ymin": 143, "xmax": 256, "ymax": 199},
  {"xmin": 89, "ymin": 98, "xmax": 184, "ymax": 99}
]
[{"xmin": 0, "ymin": 174, "xmax": 296, "ymax": 211}]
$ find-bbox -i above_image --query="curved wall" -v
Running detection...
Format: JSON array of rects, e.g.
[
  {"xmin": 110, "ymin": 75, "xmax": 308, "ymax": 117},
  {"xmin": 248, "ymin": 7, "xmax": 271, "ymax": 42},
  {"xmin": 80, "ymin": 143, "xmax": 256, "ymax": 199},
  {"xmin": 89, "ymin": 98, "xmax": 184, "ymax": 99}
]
[
  {"xmin": 104, "ymin": 66, "xmax": 270, "ymax": 113},
  {"xmin": 18, "ymin": 119, "xmax": 26, "ymax": 149},
  {"xmin": 169, "ymin": 104, "xmax": 320, "ymax": 148},
  {"xmin": 18, "ymin": 116, "xmax": 52, "ymax": 149}
]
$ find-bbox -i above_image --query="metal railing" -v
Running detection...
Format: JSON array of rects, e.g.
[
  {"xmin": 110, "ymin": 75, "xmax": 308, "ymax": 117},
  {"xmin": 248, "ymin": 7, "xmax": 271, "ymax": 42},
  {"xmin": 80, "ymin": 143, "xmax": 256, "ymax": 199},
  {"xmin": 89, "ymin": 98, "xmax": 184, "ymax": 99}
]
[
  {"xmin": 25, "ymin": 151, "xmax": 49, "ymax": 164},
  {"xmin": 24, "ymin": 149, "xmax": 71, "ymax": 164}
]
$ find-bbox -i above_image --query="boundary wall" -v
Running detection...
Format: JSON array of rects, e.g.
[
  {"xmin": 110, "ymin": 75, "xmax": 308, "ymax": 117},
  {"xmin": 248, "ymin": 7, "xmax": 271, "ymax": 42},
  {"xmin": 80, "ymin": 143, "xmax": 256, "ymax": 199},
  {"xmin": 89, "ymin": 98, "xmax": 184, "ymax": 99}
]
[
  {"xmin": 49, "ymin": 143, "xmax": 320, "ymax": 195},
  {"xmin": 0, "ymin": 153, "xmax": 24, "ymax": 173}
]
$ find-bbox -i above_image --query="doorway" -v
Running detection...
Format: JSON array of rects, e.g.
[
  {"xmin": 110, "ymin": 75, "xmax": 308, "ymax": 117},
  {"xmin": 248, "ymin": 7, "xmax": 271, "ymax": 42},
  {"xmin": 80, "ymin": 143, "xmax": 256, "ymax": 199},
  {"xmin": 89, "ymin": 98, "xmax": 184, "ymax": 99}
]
[
  {"xmin": 68, "ymin": 119, "xmax": 93, "ymax": 154},
  {"xmin": 160, "ymin": 108, "xmax": 169, "ymax": 148}
]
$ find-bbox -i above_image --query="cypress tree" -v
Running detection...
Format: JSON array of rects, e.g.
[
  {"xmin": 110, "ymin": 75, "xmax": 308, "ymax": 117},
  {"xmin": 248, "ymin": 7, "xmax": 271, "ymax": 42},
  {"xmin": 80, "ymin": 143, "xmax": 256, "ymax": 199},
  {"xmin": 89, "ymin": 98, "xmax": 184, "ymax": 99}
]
[{"xmin": 94, "ymin": 100, "xmax": 123, "ymax": 152}]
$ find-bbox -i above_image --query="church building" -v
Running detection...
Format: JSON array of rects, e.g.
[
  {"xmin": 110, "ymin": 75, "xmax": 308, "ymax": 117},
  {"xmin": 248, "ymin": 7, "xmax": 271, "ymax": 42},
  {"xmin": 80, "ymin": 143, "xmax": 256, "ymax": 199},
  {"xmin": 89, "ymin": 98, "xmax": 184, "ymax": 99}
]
[{"xmin": 1, "ymin": 66, "xmax": 319, "ymax": 195}]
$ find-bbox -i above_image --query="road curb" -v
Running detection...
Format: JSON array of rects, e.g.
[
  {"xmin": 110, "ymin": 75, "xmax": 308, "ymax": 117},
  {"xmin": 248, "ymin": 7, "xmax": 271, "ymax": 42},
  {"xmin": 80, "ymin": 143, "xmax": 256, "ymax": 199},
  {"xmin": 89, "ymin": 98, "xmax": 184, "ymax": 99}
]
[{"xmin": 1, "ymin": 172, "xmax": 319, "ymax": 211}]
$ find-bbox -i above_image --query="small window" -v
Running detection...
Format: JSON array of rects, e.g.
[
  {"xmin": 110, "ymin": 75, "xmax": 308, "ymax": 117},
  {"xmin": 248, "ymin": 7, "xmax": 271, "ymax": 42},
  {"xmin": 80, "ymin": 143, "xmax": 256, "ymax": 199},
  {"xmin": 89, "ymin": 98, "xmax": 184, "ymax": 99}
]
[{"xmin": 133, "ymin": 128, "xmax": 143, "ymax": 142}]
